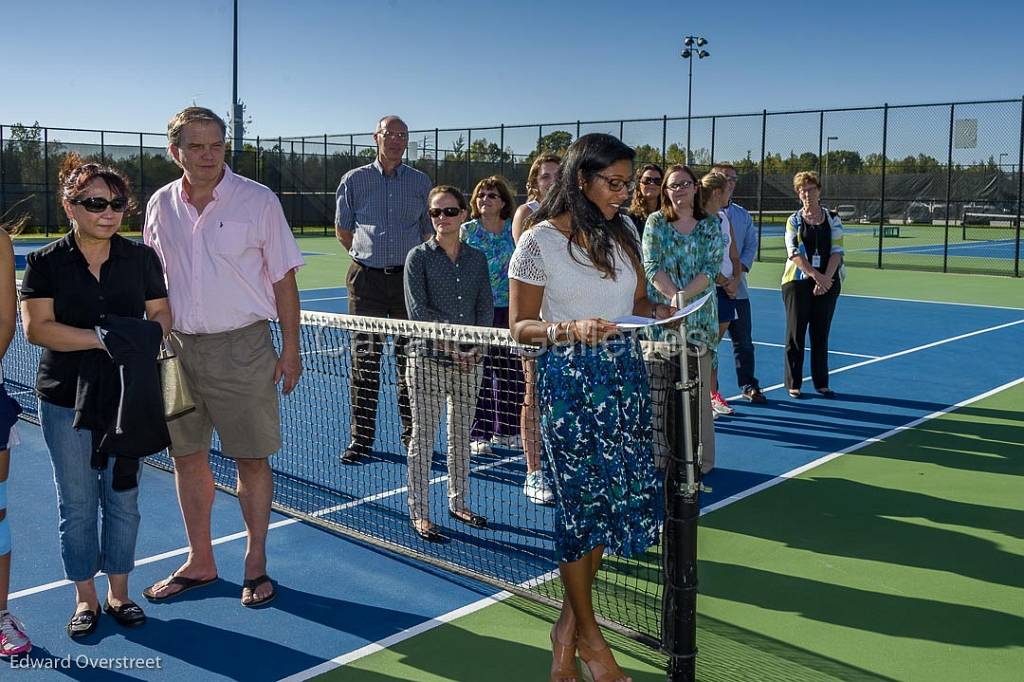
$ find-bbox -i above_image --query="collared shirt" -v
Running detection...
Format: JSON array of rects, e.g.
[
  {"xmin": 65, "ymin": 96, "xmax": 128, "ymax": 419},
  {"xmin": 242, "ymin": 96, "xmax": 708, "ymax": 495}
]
[
  {"xmin": 460, "ymin": 218, "xmax": 515, "ymax": 308},
  {"xmin": 724, "ymin": 202, "xmax": 758, "ymax": 300},
  {"xmin": 20, "ymin": 233, "xmax": 168, "ymax": 407},
  {"xmin": 143, "ymin": 166, "xmax": 305, "ymax": 335},
  {"xmin": 404, "ymin": 239, "xmax": 493, "ymax": 326},
  {"xmin": 335, "ymin": 159, "xmax": 432, "ymax": 268}
]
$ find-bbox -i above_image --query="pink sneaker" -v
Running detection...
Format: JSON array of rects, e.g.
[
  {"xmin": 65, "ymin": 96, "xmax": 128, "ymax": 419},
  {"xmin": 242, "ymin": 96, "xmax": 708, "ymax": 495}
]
[
  {"xmin": 0, "ymin": 610, "xmax": 31, "ymax": 657},
  {"xmin": 711, "ymin": 391, "xmax": 735, "ymax": 416}
]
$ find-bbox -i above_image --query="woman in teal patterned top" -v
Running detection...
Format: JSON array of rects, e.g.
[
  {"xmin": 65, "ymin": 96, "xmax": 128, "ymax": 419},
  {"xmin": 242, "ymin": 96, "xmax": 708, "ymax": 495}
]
[
  {"xmin": 461, "ymin": 176, "xmax": 525, "ymax": 451},
  {"xmin": 642, "ymin": 164, "xmax": 723, "ymax": 359}
]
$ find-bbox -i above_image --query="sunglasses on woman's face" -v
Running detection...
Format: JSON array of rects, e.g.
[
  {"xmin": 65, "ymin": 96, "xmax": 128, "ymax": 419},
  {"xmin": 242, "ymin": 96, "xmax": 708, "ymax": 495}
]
[
  {"xmin": 640, "ymin": 176, "xmax": 663, "ymax": 186},
  {"xmin": 477, "ymin": 192, "xmax": 501, "ymax": 200},
  {"xmin": 71, "ymin": 196, "xmax": 129, "ymax": 213},
  {"xmin": 666, "ymin": 181, "xmax": 696, "ymax": 191},
  {"xmin": 429, "ymin": 207, "xmax": 462, "ymax": 218}
]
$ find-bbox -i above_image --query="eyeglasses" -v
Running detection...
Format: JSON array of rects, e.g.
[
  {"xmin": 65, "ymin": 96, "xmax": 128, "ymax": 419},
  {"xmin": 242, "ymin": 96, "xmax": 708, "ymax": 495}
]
[
  {"xmin": 640, "ymin": 176, "xmax": 663, "ymax": 186},
  {"xmin": 593, "ymin": 173, "xmax": 634, "ymax": 193},
  {"xmin": 71, "ymin": 196, "xmax": 129, "ymax": 213},
  {"xmin": 428, "ymin": 207, "xmax": 462, "ymax": 218},
  {"xmin": 666, "ymin": 181, "xmax": 696, "ymax": 191},
  {"xmin": 477, "ymin": 192, "xmax": 501, "ymax": 200},
  {"xmin": 723, "ymin": 175, "xmax": 738, "ymax": 183},
  {"xmin": 377, "ymin": 130, "xmax": 409, "ymax": 141}
]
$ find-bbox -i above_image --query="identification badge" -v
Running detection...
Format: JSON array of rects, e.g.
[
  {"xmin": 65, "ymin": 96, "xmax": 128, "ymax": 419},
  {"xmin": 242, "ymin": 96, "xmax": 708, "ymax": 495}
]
[{"xmin": 812, "ymin": 254, "xmax": 821, "ymax": 269}]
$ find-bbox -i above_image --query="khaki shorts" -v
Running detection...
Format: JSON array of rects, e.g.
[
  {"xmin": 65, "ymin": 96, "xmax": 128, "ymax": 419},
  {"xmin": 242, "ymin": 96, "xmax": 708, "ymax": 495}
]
[{"xmin": 167, "ymin": 321, "xmax": 281, "ymax": 459}]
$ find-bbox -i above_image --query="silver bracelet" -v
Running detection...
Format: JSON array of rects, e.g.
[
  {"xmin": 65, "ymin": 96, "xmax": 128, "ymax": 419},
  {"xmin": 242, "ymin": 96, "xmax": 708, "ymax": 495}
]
[{"xmin": 546, "ymin": 323, "xmax": 558, "ymax": 345}]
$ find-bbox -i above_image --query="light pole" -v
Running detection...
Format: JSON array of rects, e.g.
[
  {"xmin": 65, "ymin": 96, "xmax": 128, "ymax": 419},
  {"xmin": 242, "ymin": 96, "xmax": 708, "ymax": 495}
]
[
  {"xmin": 231, "ymin": 0, "xmax": 243, "ymax": 168},
  {"xmin": 825, "ymin": 136, "xmax": 839, "ymax": 195},
  {"xmin": 680, "ymin": 36, "xmax": 710, "ymax": 166}
]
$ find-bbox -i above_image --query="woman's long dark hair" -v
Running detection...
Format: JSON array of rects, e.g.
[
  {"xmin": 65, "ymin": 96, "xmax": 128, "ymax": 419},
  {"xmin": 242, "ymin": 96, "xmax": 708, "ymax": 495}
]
[{"xmin": 529, "ymin": 133, "xmax": 638, "ymax": 280}]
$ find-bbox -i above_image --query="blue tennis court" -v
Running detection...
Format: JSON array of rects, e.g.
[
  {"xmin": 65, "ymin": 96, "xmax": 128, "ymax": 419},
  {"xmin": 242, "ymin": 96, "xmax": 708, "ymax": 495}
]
[
  {"xmin": 6, "ymin": 286, "xmax": 1023, "ymax": 680},
  {"xmin": 869, "ymin": 237, "xmax": 1024, "ymax": 260}
]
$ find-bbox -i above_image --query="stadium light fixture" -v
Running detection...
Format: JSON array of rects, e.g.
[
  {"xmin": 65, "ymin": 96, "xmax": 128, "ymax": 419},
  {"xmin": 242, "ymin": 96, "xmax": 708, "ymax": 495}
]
[{"xmin": 681, "ymin": 35, "xmax": 711, "ymax": 165}]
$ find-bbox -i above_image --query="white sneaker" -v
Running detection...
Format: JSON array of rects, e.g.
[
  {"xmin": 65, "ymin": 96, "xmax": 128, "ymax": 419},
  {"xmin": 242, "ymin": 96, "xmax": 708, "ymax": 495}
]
[
  {"xmin": 470, "ymin": 440, "xmax": 494, "ymax": 456},
  {"xmin": 711, "ymin": 392, "xmax": 735, "ymax": 416},
  {"xmin": 0, "ymin": 611, "xmax": 31, "ymax": 657},
  {"xmin": 523, "ymin": 471, "xmax": 554, "ymax": 505}
]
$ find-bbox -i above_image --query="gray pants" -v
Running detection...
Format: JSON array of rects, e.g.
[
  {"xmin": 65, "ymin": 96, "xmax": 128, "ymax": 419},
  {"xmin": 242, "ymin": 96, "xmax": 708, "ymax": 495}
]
[{"xmin": 406, "ymin": 355, "xmax": 483, "ymax": 522}]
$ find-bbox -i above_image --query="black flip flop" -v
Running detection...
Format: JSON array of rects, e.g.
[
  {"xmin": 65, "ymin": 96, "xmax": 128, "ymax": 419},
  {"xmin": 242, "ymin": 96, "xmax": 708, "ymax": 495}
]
[
  {"xmin": 448, "ymin": 509, "xmax": 488, "ymax": 529},
  {"xmin": 104, "ymin": 600, "xmax": 147, "ymax": 627},
  {"xmin": 142, "ymin": 575, "xmax": 219, "ymax": 602},
  {"xmin": 67, "ymin": 609, "xmax": 100, "ymax": 639},
  {"xmin": 411, "ymin": 521, "xmax": 443, "ymax": 543},
  {"xmin": 241, "ymin": 575, "xmax": 277, "ymax": 608}
]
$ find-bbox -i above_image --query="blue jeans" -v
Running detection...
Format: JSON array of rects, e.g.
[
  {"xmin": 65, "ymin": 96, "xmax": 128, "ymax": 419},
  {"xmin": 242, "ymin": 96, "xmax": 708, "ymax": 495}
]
[
  {"xmin": 39, "ymin": 400, "xmax": 142, "ymax": 582},
  {"xmin": 727, "ymin": 297, "xmax": 759, "ymax": 390}
]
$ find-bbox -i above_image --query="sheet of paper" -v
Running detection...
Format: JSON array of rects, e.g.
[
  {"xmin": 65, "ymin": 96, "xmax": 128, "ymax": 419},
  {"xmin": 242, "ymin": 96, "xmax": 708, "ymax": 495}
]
[{"xmin": 613, "ymin": 292, "xmax": 713, "ymax": 329}]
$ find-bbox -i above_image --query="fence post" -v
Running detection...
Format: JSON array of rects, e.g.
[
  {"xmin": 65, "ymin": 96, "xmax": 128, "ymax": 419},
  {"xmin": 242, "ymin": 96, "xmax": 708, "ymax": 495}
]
[
  {"xmin": 100, "ymin": 131, "xmax": 106, "ymax": 163},
  {"xmin": 0, "ymin": 125, "xmax": 5, "ymax": 215},
  {"xmin": 817, "ymin": 111, "xmax": 824, "ymax": 176},
  {"xmin": 756, "ymin": 110, "xmax": 767, "ymax": 261},
  {"xmin": 576, "ymin": 120, "xmax": 581, "ymax": 139},
  {"xmin": 466, "ymin": 128, "xmax": 472, "ymax": 191},
  {"xmin": 878, "ymin": 104, "xmax": 888, "ymax": 269},
  {"xmin": 709, "ymin": 117, "xmax": 716, "ymax": 166},
  {"xmin": 499, "ymin": 124, "xmax": 505, "ymax": 178},
  {"xmin": 278, "ymin": 137, "xmax": 284, "ymax": 196},
  {"xmin": 138, "ymin": 133, "xmax": 145, "ymax": 221},
  {"xmin": 256, "ymin": 136, "xmax": 261, "ymax": 184},
  {"xmin": 1015, "ymin": 95, "xmax": 1024, "ymax": 277},
  {"xmin": 661, "ymin": 115, "xmax": 668, "ymax": 166},
  {"xmin": 349, "ymin": 134, "xmax": 354, "ymax": 160},
  {"xmin": 619, "ymin": 120, "xmax": 624, "ymax": 141},
  {"xmin": 944, "ymin": 104, "xmax": 955, "ymax": 273},
  {"xmin": 297, "ymin": 139, "xmax": 305, "ymax": 234},
  {"xmin": 43, "ymin": 127, "xmax": 51, "ymax": 236},
  {"xmin": 434, "ymin": 128, "xmax": 439, "ymax": 183},
  {"xmin": 324, "ymin": 133, "xmax": 330, "ymax": 235}
]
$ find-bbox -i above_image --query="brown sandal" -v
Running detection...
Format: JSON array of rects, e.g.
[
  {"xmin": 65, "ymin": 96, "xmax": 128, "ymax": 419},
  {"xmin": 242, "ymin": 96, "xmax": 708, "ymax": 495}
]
[
  {"xmin": 579, "ymin": 639, "xmax": 629, "ymax": 682},
  {"xmin": 549, "ymin": 625, "xmax": 579, "ymax": 681}
]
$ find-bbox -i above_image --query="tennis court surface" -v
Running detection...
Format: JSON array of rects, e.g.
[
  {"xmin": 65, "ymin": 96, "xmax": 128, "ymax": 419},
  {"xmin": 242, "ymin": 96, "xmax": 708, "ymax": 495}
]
[{"xmin": 5, "ymin": 261, "xmax": 1023, "ymax": 681}]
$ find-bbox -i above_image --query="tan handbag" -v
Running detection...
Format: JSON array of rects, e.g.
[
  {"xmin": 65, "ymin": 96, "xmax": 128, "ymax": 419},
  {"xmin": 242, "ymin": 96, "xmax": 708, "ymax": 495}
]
[{"xmin": 159, "ymin": 339, "xmax": 196, "ymax": 421}]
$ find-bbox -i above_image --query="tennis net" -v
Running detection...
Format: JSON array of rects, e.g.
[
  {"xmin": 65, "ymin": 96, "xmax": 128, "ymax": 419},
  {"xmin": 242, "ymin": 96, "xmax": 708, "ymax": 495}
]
[{"xmin": 5, "ymin": 302, "xmax": 707, "ymax": 655}]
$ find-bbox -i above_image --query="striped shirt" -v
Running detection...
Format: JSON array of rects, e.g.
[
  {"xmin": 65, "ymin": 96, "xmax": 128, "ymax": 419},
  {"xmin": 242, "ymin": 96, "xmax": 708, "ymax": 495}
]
[{"xmin": 335, "ymin": 159, "xmax": 433, "ymax": 268}]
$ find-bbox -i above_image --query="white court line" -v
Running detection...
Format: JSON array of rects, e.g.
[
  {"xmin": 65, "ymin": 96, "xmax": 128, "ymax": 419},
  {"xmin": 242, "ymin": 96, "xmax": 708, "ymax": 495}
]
[
  {"xmin": 299, "ymin": 295, "xmax": 348, "ymax": 303},
  {"xmin": 281, "ymin": 376, "xmax": 1024, "ymax": 681},
  {"xmin": 720, "ymin": 338, "xmax": 879, "ymax": 359},
  {"xmin": 725, "ymin": 317, "xmax": 1024, "ymax": 402},
  {"xmin": 748, "ymin": 286, "xmax": 1024, "ymax": 311},
  {"xmin": 9, "ymin": 453, "xmax": 522, "ymax": 603}
]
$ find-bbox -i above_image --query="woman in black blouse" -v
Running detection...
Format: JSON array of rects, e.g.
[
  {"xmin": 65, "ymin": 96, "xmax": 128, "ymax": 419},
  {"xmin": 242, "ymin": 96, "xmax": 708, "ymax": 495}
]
[{"xmin": 20, "ymin": 154, "xmax": 171, "ymax": 638}]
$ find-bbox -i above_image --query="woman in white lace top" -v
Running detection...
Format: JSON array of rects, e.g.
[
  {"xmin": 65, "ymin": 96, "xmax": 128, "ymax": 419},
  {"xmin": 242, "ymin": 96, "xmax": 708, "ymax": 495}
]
[{"xmin": 508, "ymin": 133, "xmax": 674, "ymax": 682}]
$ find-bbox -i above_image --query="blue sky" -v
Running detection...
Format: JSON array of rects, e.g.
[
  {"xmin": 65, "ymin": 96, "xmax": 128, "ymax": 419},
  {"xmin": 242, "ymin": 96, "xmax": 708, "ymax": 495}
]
[{"xmin": 2, "ymin": 0, "xmax": 1023, "ymax": 160}]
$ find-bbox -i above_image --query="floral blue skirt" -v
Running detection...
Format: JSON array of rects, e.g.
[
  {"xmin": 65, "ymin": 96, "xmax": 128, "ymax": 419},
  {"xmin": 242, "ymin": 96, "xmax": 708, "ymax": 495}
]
[{"xmin": 537, "ymin": 337, "xmax": 660, "ymax": 563}]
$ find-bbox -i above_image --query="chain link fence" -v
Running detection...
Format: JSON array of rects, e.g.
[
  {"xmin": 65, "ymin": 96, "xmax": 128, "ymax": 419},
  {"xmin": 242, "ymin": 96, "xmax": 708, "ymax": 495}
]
[{"xmin": 2, "ymin": 97, "xmax": 1021, "ymax": 276}]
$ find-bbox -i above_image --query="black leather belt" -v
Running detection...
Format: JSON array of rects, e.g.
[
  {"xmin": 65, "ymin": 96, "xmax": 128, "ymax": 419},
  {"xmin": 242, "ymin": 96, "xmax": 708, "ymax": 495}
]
[{"xmin": 355, "ymin": 261, "xmax": 403, "ymax": 275}]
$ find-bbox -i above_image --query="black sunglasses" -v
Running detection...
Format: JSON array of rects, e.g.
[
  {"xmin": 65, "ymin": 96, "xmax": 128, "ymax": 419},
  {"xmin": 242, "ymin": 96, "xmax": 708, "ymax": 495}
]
[
  {"xmin": 429, "ymin": 207, "xmax": 462, "ymax": 218},
  {"xmin": 71, "ymin": 196, "xmax": 129, "ymax": 213},
  {"xmin": 640, "ymin": 176, "xmax": 663, "ymax": 186}
]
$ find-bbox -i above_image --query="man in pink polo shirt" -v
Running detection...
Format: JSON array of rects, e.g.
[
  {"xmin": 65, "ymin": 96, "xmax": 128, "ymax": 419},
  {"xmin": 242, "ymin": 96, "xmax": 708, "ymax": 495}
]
[{"xmin": 140, "ymin": 107, "xmax": 303, "ymax": 608}]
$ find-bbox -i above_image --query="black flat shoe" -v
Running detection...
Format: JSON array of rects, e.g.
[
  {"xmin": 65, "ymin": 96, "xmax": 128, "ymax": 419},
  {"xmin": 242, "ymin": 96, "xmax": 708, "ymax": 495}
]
[
  {"xmin": 448, "ymin": 509, "xmax": 488, "ymax": 529},
  {"xmin": 411, "ymin": 521, "xmax": 443, "ymax": 543},
  {"xmin": 104, "ymin": 600, "xmax": 146, "ymax": 627},
  {"xmin": 817, "ymin": 389, "xmax": 838, "ymax": 399},
  {"xmin": 67, "ymin": 609, "xmax": 100, "ymax": 639}
]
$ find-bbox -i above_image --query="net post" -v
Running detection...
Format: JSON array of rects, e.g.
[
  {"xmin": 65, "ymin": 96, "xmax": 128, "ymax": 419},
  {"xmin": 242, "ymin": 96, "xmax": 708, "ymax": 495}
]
[
  {"xmin": 43, "ymin": 127, "xmax": 51, "ymax": 237},
  {"xmin": 662, "ymin": 332, "xmax": 701, "ymax": 682}
]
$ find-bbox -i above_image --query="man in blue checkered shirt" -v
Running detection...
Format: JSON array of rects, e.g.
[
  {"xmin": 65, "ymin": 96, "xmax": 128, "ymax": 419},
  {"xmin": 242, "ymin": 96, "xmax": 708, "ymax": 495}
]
[{"xmin": 335, "ymin": 115, "xmax": 433, "ymax": 463}]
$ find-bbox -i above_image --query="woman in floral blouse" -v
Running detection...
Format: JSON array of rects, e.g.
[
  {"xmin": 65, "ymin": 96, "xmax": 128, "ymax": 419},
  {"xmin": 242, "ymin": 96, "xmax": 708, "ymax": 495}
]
[{"xmin": 461, "ymin": 176, "xmax": 525, "ymax": 455}]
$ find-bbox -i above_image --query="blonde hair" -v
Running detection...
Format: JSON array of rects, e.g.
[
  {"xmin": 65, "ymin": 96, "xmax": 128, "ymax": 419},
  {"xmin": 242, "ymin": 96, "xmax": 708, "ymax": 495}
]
[
  {"xmin": 793, "ymin": 170, "xmax": 821, "ymax": 192},
  {"xmin": 167, "ymin": 107, "xmax": 227, "ymax": 147},
  {"xmin": 699, "ymin": 172, "xmax": 730, "ymax": 213},
  {"xmin": 526, "ymin": 154, "xmax": 560, "ymax": 201}
]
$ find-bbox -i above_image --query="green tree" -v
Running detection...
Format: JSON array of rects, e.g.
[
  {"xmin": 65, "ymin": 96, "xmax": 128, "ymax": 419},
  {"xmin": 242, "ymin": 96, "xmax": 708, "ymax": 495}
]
[
  {"xmin": 526, "ymin": 130, "xmax": 573, "ymax": 164},
  {"xmin": 468, "ymin": 137, "xmax": 511, "ymax": 163},
  {"xmin": 633, "ymin": 144, "xmax": 662, "ymax": 165}
]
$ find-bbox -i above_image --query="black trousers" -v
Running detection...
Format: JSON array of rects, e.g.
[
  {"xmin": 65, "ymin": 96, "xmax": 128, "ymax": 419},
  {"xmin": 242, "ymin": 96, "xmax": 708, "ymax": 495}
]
[
  {"xmin": 781, "ymin": 278, "xmax": 841, "ymax": 391},
  {"xmin": 346, "ymin": 261, "xmax": 412, "ymax": 451}
]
